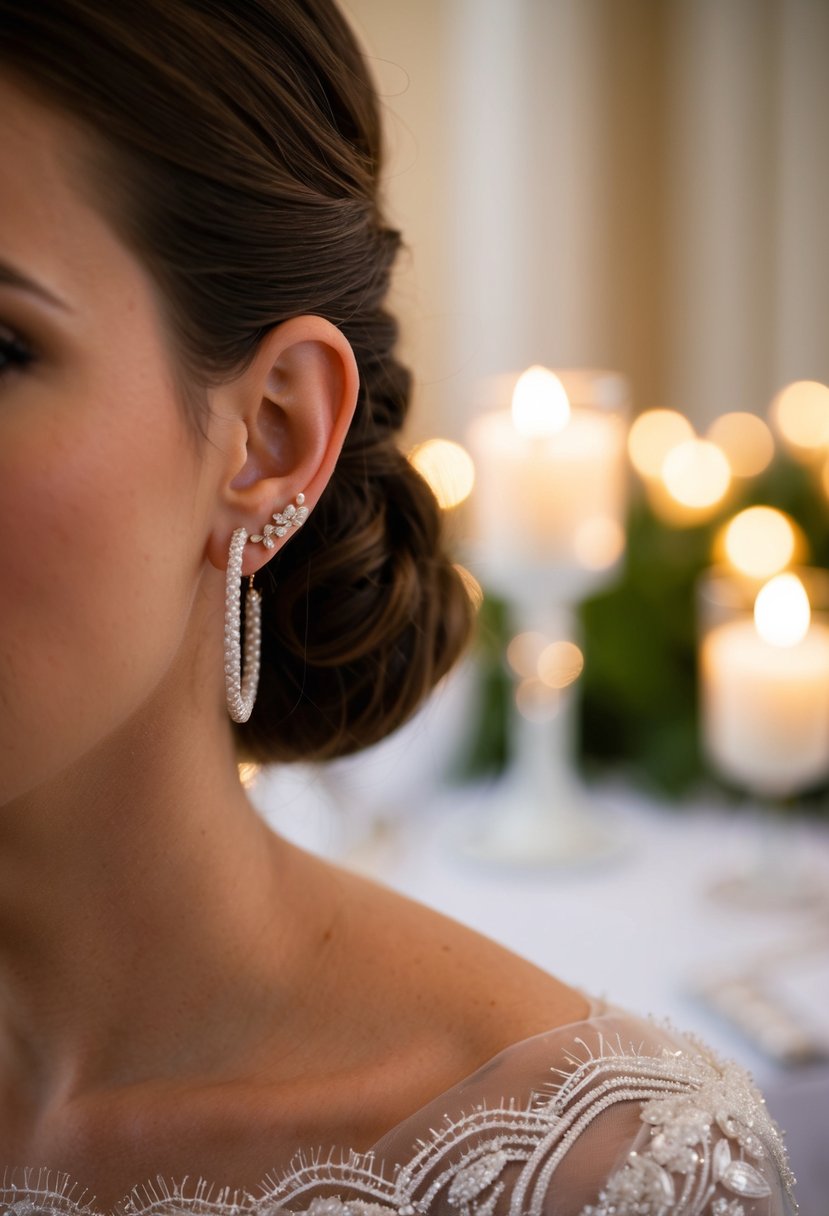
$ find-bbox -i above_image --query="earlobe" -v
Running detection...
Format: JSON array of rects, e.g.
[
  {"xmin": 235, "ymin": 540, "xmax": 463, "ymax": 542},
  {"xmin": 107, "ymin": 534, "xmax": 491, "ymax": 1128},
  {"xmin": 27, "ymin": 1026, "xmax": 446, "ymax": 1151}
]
[{"xmin": 206, "ymin": 314, "xmax": 359, "ymax": 575}]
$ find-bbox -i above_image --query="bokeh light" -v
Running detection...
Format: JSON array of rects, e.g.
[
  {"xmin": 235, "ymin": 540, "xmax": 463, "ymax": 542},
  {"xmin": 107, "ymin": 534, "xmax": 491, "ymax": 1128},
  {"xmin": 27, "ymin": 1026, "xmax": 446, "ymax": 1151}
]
[
  {"xmin": 238, "ymin": 762, "xmax": 261, "ymax": 789},
  {"xmin": 721, "ymin": 507, "xmax": 799, "ymax": 580},
  {"xmin": 573, "ymin": 517, "xmax": 626, "ymax": 570},
  {"xmin": 511, "ymin": 365, "xmax": 571, "ymax": 437},
  {"xmin": 408, "ymin": 437, "xmax": 475, "ymax": 509},
  {"xmin": 662, "ymin": 439, "xmax": 731, "ymax": 509},
  {"xmin": 538, "ymin": 641, "xmax": 584, "ymax": 689},
  {"xmin": 453, "ymin": 562, "xmax": 484, "ymax": 612},
  {"xmin": 754, "ymin": 573, "xmax": 811, "ymax": 648},
  {"xmin": 515, "ymin": 677, "xmax": 560, "ymax": 722},
  {"xmin": 506, "ymin": 631, "xmax": 548, "ymax": 678},
  {"xmin": 769, "ymin": 380, "xmax": 829, "ymax": 459},
  {"xmin": 707, "ymin": 412, "xmax": 774, "ymax": 478},
  {"xmin": 627, "ymin": 409, "xmax": 694, "ymax": 479}
]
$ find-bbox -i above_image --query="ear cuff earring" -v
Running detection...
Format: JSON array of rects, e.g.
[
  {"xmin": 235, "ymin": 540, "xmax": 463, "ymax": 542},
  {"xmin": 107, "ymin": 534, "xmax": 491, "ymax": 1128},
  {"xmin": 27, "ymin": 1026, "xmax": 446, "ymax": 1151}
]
[
  {"xmin": 250, "ymin": 492, "xmax": 308, "ymax": 548},
  {"xmin": 224, "ymin": 492, "xmax": 307, "ymax": 723}
]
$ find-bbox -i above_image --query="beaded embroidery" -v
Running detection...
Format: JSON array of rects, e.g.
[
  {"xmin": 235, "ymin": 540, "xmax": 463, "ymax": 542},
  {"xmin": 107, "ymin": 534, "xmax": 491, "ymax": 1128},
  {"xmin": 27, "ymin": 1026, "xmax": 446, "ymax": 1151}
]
[{"xmin": 0, "ymin": 1025, "xmax": 796, "ymax": 1216}]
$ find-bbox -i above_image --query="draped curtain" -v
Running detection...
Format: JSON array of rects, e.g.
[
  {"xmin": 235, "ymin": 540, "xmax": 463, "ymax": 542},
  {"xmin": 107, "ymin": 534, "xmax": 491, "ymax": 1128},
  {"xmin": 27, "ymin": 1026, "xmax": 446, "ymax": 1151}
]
[{"xmin": 342, "ymin": 0, "xmax": 829, "ymax": 435}]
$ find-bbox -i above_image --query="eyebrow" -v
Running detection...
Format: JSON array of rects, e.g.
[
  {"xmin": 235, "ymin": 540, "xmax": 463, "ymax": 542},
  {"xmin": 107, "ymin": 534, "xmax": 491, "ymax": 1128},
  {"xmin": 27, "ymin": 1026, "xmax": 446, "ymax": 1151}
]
[{"xmin": 0, "ymin": 260, "xmax": 71, "ymax": 313}]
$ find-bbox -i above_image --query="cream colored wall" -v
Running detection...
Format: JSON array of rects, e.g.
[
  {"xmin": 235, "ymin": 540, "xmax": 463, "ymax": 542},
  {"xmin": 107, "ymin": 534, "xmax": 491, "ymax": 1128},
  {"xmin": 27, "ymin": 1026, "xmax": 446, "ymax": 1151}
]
[
  {"xmin": 342, "ymin": 0, "xmax": 829, "ymax": 438},
  {"xmin": 339, "ymin": 1, "xmax": 457, "ymax": 445}
]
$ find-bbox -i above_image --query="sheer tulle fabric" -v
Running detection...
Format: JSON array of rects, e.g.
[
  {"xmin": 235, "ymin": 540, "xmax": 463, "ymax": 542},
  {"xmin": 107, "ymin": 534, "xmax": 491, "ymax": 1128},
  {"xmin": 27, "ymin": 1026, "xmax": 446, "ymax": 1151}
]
[{"xmin": 366, "ymin": 1000, "xmax": 796, "ymax": 1215}]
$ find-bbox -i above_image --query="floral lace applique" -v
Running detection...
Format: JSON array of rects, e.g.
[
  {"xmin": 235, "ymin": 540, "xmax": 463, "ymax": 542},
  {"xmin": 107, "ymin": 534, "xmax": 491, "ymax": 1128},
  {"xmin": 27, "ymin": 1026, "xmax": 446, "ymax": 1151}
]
[
  {"xmin": 0, "ymin": 1025, "xmax": 796, "ymax": 1216},
  {"xmin": 574, "ymin": 1030, "xmax": 795, "ymax": 1216}
]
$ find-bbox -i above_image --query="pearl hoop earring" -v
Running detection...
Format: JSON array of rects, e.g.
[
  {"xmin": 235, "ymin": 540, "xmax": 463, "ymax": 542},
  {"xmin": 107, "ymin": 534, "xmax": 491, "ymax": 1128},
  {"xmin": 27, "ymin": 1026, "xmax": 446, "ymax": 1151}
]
[
  {"xmin": 224, "ymin": 530, "xmax": 262, "ymax": 724},
  {"xmin": 224, "ymin": 492, "xmax": 308, "ymax": 723}
]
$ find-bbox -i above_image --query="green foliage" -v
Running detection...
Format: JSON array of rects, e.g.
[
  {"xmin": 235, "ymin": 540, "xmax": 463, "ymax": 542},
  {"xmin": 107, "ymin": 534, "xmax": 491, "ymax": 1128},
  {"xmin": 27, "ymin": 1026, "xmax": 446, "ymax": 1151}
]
[{"xmin": 578, "ymin": 495, "xmax": 712, "ymax": 797}]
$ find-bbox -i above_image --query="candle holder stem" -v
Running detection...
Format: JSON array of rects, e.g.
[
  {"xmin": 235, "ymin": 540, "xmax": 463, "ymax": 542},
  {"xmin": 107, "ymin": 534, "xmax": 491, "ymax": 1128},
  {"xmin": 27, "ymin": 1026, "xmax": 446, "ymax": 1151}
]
[{"xmin": 461, "ymin": 597, "xmax": 622, "ymax": 868}]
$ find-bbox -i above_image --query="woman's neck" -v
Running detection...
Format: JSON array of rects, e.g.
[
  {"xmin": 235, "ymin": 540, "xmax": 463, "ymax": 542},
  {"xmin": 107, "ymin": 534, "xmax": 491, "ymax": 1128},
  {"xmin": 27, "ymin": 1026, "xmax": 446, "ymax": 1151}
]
[{"xmin": 0, "ymin": 673, "xmax": 313, "ymax": 1130}]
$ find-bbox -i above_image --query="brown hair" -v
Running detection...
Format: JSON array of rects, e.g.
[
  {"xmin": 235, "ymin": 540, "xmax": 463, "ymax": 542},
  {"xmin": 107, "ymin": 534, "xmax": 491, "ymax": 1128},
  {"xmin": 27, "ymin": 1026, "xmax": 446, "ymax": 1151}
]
[{"xmin": 1, "ymin": 0, "xmax": 475, "ymax": 762}]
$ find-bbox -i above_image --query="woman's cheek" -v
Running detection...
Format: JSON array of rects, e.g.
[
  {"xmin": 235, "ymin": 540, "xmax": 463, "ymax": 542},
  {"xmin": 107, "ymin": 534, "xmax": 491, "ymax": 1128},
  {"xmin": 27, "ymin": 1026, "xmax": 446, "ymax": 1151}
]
[{"xmin": 0, "ymin": 380, "xmax": 200, "ymax": 798}]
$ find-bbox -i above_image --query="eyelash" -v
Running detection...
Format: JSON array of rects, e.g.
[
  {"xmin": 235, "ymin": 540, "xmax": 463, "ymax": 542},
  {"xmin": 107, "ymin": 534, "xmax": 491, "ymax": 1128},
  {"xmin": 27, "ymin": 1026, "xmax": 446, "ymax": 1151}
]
[{"xmin": 0, "ymin": 330, "xmax": 35, "ymax": 378}]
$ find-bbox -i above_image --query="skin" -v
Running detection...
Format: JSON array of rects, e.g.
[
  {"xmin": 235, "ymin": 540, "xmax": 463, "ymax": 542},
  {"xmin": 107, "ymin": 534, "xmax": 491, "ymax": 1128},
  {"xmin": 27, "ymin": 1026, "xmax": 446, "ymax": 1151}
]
[{"xmin": 0, "ymin": 74, "xmax": 589, "ymax": 1207}]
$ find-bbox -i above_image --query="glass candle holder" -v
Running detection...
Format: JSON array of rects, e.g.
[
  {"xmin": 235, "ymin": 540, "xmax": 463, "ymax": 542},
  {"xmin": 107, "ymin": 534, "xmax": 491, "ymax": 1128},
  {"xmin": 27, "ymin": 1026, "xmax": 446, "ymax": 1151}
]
[
  {"xmin": 466, "ymin": 367, "xmax": 630, "ymax": 603},
  {"xmin": 697, "ymin": 565, "xmax": 829, "ymax": 905},
  {"xmin": 459, "ymin": 368, "xmax": 630, "ymax": 868}
]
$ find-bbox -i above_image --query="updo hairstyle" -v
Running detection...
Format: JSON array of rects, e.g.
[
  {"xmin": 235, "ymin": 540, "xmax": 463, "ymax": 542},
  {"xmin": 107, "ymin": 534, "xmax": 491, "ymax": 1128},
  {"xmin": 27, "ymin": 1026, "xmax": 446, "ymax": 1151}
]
[{"xmin": 0, "ymin": 0, "xmax": 476, "ymax": 762}]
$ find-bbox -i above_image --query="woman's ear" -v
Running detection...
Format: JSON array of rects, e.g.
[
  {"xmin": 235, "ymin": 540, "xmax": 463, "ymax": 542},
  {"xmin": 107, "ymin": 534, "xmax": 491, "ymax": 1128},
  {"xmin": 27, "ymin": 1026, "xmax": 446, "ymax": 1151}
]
[{"xmin": 205, "ymin": 315, "xmax": 359, "ymax": 574}]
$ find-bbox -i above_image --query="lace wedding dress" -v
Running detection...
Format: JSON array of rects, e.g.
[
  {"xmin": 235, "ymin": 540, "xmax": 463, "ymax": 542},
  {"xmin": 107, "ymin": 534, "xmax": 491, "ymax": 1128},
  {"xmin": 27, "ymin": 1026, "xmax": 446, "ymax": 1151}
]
[{"xmin": 0, "ymin": 997, "xmax": 797, "ymax": 1216}]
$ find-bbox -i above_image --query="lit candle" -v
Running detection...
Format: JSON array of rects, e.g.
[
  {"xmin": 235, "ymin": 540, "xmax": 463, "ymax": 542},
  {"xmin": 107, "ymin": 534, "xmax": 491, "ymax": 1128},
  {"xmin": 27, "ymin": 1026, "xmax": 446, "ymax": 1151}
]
[
  {"xmin": 701, "ymin": 573, "xmax": 829, "ymax": 796},
  {"xmin": 467, "ymin": 366, "xmax": 627, "ymax": 576}
]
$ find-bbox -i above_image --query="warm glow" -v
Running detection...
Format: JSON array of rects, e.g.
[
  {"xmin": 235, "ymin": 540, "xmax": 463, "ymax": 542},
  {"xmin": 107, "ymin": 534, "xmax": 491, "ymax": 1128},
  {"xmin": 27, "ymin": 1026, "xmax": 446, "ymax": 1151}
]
[
  {"xmin": 511, "ymin": 365, "xmax": 571, "ymax": 437},
  {"xmin": 707, "ymin": 412, "xmax": 775, "ymax": 478},
  {"xmin": 506, "ymin": 631, "xmax": 548, "ymax": 679},
  {"xmin": 627, "ymin": 409, "xmax": 694, "ymax": 478},
  {"xmin": 770, "ymin": 380, "xmax": 829, "ymax": 456},
  {"xmin": 453, "ymin": 562, "xmax": 484, "ymax": 612},
  {"xmin": 662, "ymin": 439, "xmax": 731, "ymax": 508},
  {"xmin": 515, "ymin": 677, "xmax": 560, "ymax": 722},
  {"xmin": 408, "ymin": 438, "xmax": 475, "ymax": 509},
  {"xmin": 754, "ymin": 574, "xmax": 811, "ymax": 648},
  {"xmin": 573, "ymin": 517, "xmax": 625, "ymax": 570},
  {"xmin": 538, "ymin": 640, "xmax": 584, "ymax": 689},
  {"xmin": 823, "ymin": 456, "xmax": 829, "ymax": 501},
  {"xmin": 238, "ymin": 762, "xmax": 261, "ymax": 789},
  {"xmin": 722, "ymin": 507, "xmax": 797, "ymax": 580}
]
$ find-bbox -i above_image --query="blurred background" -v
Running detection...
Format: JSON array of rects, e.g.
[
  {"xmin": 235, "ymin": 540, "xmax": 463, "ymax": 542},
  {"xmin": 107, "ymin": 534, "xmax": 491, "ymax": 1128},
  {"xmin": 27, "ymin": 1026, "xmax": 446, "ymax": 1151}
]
[
  {"xmin": 343, "ymin": 0, "xmax": 829, "ymax": 435},
  {"xmin": 249, "ymin": 3, "xmax": 829, "ymax": 1208}
]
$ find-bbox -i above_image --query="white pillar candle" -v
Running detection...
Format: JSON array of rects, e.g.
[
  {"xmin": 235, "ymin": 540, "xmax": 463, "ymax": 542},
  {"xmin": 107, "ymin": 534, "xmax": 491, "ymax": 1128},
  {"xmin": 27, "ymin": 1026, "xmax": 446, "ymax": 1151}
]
[
  {"xmin": 467, "ymin": 368, "xmax": 627, "ymax": 578},
  {"xmin": 701, "ymin": 575, "xmax": 829, "ymax": 796}
]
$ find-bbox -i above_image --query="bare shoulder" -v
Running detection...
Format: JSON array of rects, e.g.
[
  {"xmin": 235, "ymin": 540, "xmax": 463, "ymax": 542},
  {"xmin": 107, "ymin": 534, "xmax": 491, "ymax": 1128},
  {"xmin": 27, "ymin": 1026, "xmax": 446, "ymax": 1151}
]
[
  {"xmin": 252, "ymin": 841, "xmax": 594, "ymax": 1145},
  {"xmin": 326, "ymin": 852, "xmax": 591, "ymax": 1060}
]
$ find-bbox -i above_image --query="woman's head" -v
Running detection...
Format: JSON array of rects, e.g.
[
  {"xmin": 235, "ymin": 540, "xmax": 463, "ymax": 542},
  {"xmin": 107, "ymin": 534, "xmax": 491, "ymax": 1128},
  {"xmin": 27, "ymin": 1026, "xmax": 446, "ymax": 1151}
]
[{"xmin": 0, "ymin": 0, "xmax": 474, "ymax": 787}]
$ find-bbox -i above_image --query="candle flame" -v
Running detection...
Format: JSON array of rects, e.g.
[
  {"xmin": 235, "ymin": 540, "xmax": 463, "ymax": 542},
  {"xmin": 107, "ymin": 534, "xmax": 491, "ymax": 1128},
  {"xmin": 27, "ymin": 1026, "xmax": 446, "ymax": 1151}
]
[
  {"xmin": 511, "ymin": 365, "xmax": 571, "ymax": 437},
  {"xmin": 754, "ymin": 573, "xmax": 811, "ymax": 648}
]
